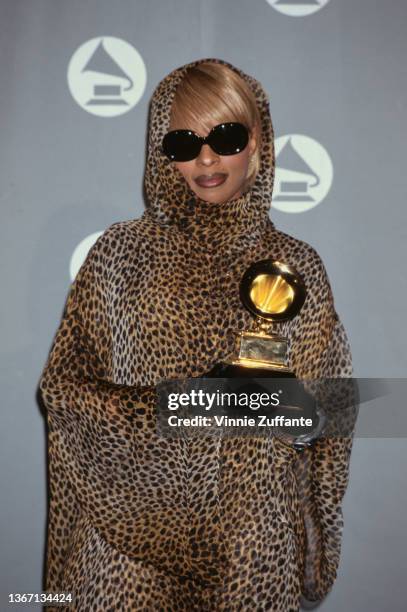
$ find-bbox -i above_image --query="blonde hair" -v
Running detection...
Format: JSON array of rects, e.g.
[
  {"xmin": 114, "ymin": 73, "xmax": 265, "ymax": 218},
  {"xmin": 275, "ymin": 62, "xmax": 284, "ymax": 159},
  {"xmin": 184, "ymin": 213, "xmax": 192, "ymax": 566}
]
[{"xmin": 170, "ymin": 62, "xmax": 262, "ymax": 191}]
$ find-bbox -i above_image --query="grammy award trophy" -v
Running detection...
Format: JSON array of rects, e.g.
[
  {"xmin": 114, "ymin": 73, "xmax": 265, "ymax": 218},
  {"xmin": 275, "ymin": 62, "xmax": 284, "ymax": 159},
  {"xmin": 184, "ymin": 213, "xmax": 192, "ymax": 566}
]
[{"xmin": 206, "ymin": 259, "xmax": 326, "ymax": 449}]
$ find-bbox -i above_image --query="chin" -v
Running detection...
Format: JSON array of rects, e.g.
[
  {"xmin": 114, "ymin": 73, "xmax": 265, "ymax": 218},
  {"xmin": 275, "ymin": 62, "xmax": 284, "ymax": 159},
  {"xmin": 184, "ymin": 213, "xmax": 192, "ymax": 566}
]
[
  {"xmin": 202, "ymin": 193, "xmax": 226, "ymax": 204},
  {"xmin": 195, "ymin": 188, "xmax": 238, "ymax": 205}
]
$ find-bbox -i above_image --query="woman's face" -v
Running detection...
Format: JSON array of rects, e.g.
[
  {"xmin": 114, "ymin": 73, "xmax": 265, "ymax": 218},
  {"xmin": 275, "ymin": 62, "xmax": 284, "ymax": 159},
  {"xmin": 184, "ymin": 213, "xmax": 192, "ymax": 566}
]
[{"xmin": 169, "ymin": 119, "xmax": 258, "ymax": 205}]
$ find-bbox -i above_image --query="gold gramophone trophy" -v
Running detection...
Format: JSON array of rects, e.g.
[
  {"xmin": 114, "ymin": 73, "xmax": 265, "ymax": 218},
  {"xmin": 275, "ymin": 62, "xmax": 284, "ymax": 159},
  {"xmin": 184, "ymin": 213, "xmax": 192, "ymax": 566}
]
[{"xmin": 207, "ymin": 259, "xmax": 306, "ymax": 378}]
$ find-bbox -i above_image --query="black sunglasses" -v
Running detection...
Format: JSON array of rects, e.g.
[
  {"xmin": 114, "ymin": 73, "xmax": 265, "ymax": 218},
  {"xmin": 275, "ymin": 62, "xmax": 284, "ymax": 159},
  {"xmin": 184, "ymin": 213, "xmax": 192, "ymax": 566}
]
[{"xmin": 162, "ymin": 122, "xmax": 249, "ymax": 162}]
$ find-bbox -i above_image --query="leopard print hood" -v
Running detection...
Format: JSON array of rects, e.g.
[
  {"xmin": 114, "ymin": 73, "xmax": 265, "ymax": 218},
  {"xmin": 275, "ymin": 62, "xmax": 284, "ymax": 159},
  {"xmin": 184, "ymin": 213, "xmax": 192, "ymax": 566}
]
[{"xmin": 143, "ymin": 57, "xmax": 275, "ymax": 250}]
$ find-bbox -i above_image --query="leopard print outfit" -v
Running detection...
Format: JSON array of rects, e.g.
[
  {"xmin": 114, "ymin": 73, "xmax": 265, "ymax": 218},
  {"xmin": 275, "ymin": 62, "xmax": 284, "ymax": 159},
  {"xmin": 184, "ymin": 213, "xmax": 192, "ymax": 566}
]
[{"xmin": 39, "ymin": 58, "xmax": 356, "ymax": 611}]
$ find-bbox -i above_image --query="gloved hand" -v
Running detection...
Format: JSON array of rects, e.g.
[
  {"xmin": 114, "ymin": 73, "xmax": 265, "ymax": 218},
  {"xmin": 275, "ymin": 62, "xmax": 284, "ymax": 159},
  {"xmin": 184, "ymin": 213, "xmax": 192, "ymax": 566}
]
[
  {"xmin": 202, "ymin": 362, "xmax": 256, "ymax": 378},
  {"xmin": 299, "ymin": 595, "xmax": 324, "ymax": 609}
]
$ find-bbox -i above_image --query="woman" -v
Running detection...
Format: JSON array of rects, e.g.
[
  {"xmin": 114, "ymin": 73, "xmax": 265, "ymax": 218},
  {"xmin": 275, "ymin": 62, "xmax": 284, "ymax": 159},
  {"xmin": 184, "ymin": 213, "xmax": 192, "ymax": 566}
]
[{"xmin": 39, "ymin": 58, "xmax": 355, "ymax": 611}]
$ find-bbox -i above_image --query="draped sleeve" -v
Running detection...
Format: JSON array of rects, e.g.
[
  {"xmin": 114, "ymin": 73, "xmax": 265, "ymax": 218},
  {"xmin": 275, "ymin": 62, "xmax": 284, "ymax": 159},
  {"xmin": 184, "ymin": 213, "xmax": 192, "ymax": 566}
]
[
  {"xmin": 288, "ymin": 247, "xmax": 358, "ymax": 605},
  {"xmin": 38, "ymin": 226, "xmax": 157, "ymax": 594}
]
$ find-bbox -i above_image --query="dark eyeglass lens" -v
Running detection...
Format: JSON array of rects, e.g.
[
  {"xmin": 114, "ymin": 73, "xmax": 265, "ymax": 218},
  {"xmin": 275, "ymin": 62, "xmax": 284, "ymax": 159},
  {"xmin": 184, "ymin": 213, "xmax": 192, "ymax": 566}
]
[
  {"xmin": 210, "ymin": 123, "xmax": 249, "ymax": 155},
  {"xmin": 162, "ymin": 131, "xmax": 201, "ymax": 162},
  {"xmin": 162, "ymin": 123, "xmax": 249, "ymax": 161}
]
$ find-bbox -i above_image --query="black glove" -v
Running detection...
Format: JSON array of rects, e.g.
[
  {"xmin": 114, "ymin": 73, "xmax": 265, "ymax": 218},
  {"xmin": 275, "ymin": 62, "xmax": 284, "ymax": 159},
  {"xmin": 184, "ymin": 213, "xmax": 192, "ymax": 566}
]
[
  {"xmin": 299, "ymin": 595, "xmax": 324, "ymax": 610},
  {"xmin": 202, "ymin": 362, "xmax": 257, "ymax": 379}
]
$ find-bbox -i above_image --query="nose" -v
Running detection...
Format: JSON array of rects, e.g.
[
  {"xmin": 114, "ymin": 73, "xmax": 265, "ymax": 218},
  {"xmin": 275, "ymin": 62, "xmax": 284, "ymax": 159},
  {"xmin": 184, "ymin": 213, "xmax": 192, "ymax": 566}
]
[{"xmin": 197, "ymin": 143, "xmax": 219, "ymax": 166}]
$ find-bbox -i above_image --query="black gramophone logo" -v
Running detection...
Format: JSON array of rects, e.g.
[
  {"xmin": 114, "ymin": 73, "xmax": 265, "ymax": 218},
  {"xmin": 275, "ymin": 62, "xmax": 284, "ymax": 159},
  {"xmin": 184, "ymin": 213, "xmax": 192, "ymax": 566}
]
[
  {"xmin": 67, "ymin": 37, "xmax": 147, "ymax": 116},
  {"xmin": 273, "ymin": 135, "xmax": 333, "ymax": 213}
]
